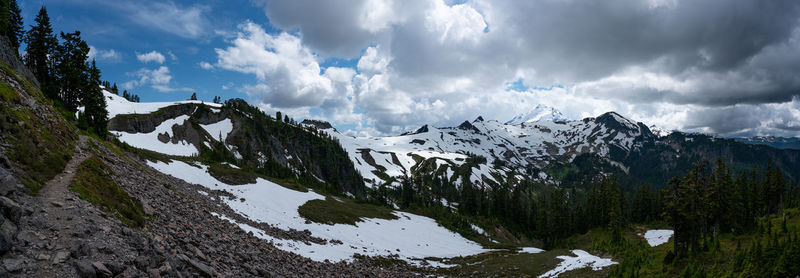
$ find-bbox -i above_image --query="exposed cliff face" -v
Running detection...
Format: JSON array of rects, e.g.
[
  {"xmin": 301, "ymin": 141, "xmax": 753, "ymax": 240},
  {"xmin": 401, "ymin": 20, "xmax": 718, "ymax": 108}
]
[{"xmin": 0, "ymin": 35, "xmax": 37, "ymax": 88}]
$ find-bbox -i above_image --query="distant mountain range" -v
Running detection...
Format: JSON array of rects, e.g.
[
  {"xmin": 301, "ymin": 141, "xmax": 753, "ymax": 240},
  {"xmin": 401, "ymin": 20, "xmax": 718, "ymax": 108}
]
[{"xmin": 734, "ymin": 136, "xmax": 800, "ymax": 150}]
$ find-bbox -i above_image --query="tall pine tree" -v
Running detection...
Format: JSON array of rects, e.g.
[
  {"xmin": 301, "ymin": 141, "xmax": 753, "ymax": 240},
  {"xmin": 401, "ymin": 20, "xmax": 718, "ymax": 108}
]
[
  {"xmin": 82, "ymin": 60, "xmax": 108, "ymax": 138},
  {"xmin": 54, "ymin": 31, "xmax": 90, "ymax": 111},
  {"xmin": 24, "ymin": 6, "xmax": 57, "ymax": 97},
  {"xmin": 6, "ymin": 0, "xmax": 22, "ymax": 49}
]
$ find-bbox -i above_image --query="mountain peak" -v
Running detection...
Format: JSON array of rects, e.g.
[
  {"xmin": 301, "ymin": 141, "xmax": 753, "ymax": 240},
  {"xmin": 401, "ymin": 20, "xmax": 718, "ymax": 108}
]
[
  {"xmin": 506, "ymin": 104, "xmax": 568, "ymax": 125},
  {"xmin": 594, "ymin": 111, "xmax": 640, "ymax": 131}
]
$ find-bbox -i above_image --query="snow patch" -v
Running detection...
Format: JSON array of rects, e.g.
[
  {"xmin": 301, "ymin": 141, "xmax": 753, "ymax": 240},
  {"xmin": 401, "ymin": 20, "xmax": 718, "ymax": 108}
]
[
  {"xmin": 200, "ymin": 119, "xmax": 233, "ymax": 142},
  {"xmin": 538, "ymin": 249, "xmax": 617, "ymax": 278},
  {"xmin": 519, "ymin": 247, "xmax": 544, "ymax": 254},
  {"xmin": 471, "ymin": 224, "xmax": 488, "ymax": 236},
  {"xmin": 643, "ymin": 229, "xmax": 674, "ymax": 247}
]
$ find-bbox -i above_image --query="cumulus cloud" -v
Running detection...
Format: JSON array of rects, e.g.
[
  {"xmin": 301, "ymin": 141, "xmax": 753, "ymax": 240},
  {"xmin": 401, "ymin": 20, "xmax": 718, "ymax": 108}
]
[
  {"xmin": 87, "ymin": 46, "xmax": 122, "ymax": 62},
  {"xmin": 136, "ymin": 51, "xmax": 166, "ymax": 64},
  {"xmin": 223, "ymin": 0, "xmax": 800, "ymax": 136},
  {"xmin": 214, "ymin": 22, "xmax": 340, "ymax": 107},
  {"xmin": 123, "ymin": 66, "xmax": 192, "ymax": 93}
]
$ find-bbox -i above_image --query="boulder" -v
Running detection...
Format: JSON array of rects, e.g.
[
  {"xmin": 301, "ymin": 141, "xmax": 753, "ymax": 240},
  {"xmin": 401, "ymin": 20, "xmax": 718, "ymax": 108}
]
[
  {"xmin": 73, "ymin": 260, "xmax": 96, "ymax": 278},
  {"xmin": 92, "ymin": 262, "xmax": 113, "ymax": 278},
  {"xmin": 0, "ymin": 168, "xmax": 16, "ymax": 196},
  {"xmin": 0, "ymin": 232, "xmax": 11, "ymax": 255},
  {"xmin": 0, "ymin": 197, "xmax": 21, "ymax": 224}
]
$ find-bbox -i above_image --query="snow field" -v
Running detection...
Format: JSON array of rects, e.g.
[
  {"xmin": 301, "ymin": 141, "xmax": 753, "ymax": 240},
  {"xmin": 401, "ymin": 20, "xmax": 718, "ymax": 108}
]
[{"xmin": 147, "ymin": 160, "xmax": 489, "ymax": 265}]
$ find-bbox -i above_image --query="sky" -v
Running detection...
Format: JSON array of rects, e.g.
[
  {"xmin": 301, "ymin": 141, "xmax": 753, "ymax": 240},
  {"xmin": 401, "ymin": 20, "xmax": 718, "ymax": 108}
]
[{"xmin": 21, "ymin": 0, "xmax": 800, "ymax": 138}]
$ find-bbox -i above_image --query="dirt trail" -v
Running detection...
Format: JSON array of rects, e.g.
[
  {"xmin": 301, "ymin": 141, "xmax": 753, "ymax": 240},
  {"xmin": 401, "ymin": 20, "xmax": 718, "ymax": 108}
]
[{"xmin": 37, "ymin": 135, "xmax": 90, "ymax": 204}]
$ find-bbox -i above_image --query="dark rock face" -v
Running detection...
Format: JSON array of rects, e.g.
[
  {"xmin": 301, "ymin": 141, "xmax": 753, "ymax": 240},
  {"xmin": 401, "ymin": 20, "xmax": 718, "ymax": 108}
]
[
  {"xmin": 301, "ymin": 119, "xmax": 333, "ymax": 130},
  {"xmin": 0, "ymin": 35, "xmax": 38, "ymax": 88},
  {"xmin": 107, "ymin": 104, "xmax": 197, "ymax": 134},
  {"xmin": 458, "ymin": 121, "xmax": 481, "ymax": 133}
]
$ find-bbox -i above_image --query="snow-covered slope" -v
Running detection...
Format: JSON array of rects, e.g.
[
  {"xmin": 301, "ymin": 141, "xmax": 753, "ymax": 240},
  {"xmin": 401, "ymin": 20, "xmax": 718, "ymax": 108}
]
[
  {"xmin": 111, "ymin": 115, "xmax": 199, "ymax": 156},
  {"xmin": 102, "ymin": 88, "xmax": 221, "ymax": 119},
  {"xmin": 148, "ymin": 160, "xmax": 488, "ymax": 266},
  {"xmin": 319, "ymin": 111, "xmax": 655, "ymax": 188},
  {"xmin": 506, "ymin": 104, "xmax": 569, "ymax": 125},
  {"xmin": 104, "ymin": 89, "xmax": 231, "ymax": 156}
]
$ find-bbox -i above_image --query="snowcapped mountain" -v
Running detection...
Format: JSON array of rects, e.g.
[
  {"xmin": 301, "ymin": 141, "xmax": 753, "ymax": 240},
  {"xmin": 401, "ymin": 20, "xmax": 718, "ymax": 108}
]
[
  {"xmin": 648, "ymin": 124, "xmax": 672, "ymax": 137},
  {"xmin": 316, "ymin": 111, "xmax": 656, "ymax": 188},
  {"xmin": 505, "ymin": 104, "xmax": 569, "ymax": 125}
]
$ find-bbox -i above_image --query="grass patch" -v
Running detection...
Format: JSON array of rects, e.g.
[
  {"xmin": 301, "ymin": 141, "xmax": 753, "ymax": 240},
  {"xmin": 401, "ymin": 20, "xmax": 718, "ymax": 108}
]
[
  {"xmin": 439, "ymin": 249, "xmax": 576, "ymax": 277},
  {"xmin": 298, "ymin": 196, "xmax": 398, "ymax": 225},
  {"xmin": 263, "ymin": 176, "xmax": 309, "ymax": 193},
  {"xmin": 4, "ymin": 116, "xmax": 72, "ymax": 194},
  {"xmin": 0, "ymin": 82, "xmax": 17, "ymax": 102},
  {"xmin": 207, "ymin": 163, "xmax": 258, "ymax": 185},
  {"xmin": 70, "ymin": 155, "xmax": 147, "ymax": 228},
  {"xmin": 1, "ymin": 67, "xmax": 74, "ymax": 195}
]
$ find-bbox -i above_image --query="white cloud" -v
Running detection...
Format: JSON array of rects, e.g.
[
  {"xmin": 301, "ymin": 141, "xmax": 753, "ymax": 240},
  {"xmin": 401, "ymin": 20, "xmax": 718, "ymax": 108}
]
[
  {"xmin": 124, "ymin": 66, "xmax": 192, "ymax": 93},
  {"xmin": 198, "ymin": 61, "xmax": 214, "ymax": 70},
  {"xmin": 88, "ymin": 46, "xmax": 122, "ymax": 62},
  {"xmin": 214, "ymin": 21, "xmax": 337, "ymax": 108},
  {"xmin": 136, "ymin": 51, "xmax": 166, "ymax": 64}
]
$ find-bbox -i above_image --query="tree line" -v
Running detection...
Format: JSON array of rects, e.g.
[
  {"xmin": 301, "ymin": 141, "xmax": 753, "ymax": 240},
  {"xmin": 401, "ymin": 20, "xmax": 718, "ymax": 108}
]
[
  {"xmin": 369, "ymin": 155, "xmax": 799, "ymax": 250},
  {"xmin": 12, "ymin": 4, "xmax": 109, "ymax": 138}
]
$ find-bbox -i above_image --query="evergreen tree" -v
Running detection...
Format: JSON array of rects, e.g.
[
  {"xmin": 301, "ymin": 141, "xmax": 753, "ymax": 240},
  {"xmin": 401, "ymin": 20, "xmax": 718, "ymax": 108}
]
[
  {"xmin": 82, "ymin": 60, "xmax": 108, "ymax": 138},
  {"xmin": 400, "ymin": 177, "xmax": 414, "ymax": 208},
  {"xmin": 54, "ymin": 31, "xmax": 90, "ymax": 111},
  {"xmin": 24, "ymin": 6, "xmax": 58, "ymax": 97},
  {"xmin": 709, "ymin": 158, "xmax": 733, "ymax": 236},
  {"xmin": 190, "ymin": 92, "xmax": 197, "ymax": 100},
  {"xmin": 632, "ymin": 184, "xmax": 657, "ymax": 223},
  {"xmin": 3, "ymin": 0, "xmax": 23, "ymax": 50}
]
